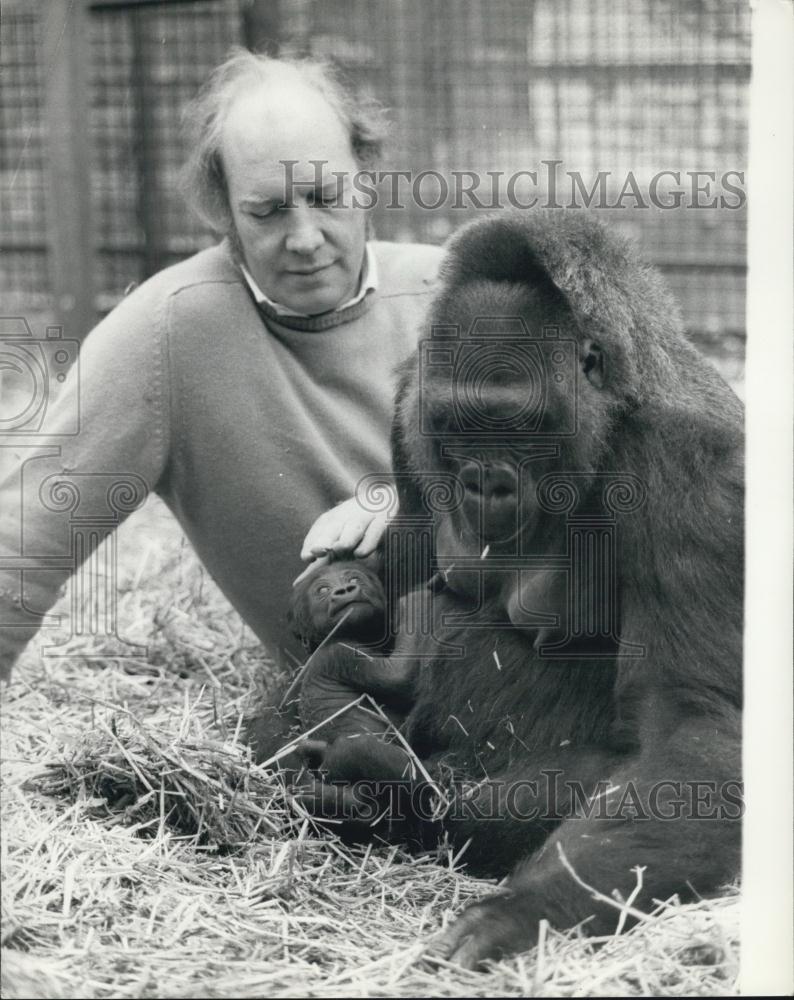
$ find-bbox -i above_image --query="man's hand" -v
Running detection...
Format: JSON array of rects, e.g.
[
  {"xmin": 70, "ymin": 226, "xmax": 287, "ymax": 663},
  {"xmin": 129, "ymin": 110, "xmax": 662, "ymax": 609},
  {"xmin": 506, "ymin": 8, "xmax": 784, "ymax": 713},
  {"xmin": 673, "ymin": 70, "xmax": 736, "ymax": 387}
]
[{"xmin": 295, "ymin": 496, "xmax": 391, "ymax": 586}]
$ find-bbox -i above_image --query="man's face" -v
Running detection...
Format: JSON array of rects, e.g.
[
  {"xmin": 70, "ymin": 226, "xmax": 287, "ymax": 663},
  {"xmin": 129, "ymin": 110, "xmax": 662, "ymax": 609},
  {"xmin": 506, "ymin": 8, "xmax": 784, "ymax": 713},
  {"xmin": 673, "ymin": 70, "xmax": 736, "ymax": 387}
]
[{"xmin": 221, "ymin": 81, "xmax": 367, "ymax": 316}]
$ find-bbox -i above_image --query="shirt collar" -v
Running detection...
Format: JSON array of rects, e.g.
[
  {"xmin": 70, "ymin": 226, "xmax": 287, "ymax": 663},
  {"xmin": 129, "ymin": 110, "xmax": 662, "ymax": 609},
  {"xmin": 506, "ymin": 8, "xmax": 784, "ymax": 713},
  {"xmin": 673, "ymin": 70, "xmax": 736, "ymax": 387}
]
[{"xmin": 240, "ymin": 245, "xmax": 378, "ymax": 318}]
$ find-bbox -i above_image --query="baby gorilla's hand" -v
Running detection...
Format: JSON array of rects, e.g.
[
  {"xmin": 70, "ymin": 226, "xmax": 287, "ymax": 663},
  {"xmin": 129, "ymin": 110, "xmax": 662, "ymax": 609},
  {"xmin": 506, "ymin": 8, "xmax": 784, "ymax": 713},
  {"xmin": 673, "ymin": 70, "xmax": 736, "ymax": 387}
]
[
  {"xmin": 294, "ymin": 773, "xmax": 382, "ymax": 826},
  {"xmin": 294, "ymin": 734, "xmax": 413, "ymax": 826},
  {"xmin": 293, "ymin": 738, "xmax": 329, "ymax": 771}
]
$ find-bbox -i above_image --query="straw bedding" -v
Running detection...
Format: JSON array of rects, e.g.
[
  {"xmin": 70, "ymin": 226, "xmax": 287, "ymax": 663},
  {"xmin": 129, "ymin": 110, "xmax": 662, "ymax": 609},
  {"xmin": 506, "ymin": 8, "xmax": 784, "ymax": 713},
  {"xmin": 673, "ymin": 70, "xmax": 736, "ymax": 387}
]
[{"xmin": 0, "ymin": 497, "xmax": 739, "ymax": 998}]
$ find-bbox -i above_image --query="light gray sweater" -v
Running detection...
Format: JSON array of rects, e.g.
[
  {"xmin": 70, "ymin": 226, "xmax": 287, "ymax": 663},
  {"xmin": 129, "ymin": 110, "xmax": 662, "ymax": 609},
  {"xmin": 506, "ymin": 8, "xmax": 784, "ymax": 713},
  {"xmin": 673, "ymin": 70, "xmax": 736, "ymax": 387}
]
[{"xmin": 0, "ymin": 239, "xmax": 442, "ymax": 675}]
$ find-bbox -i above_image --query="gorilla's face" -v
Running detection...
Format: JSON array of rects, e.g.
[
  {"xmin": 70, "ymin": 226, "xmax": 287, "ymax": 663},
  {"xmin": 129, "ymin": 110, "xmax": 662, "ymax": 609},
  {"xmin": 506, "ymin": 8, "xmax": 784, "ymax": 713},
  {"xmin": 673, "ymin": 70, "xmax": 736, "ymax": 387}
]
[
  {"xmin": 414, "ymin": 283, "xmax": 615, "ymax": 543},
  {"xmin": 394, "ymin": 274, "xmax": 628, "ymax": 642},
  {"xmin": 290, "ymin": 562, "xmax": 385, "ymax": 650}
]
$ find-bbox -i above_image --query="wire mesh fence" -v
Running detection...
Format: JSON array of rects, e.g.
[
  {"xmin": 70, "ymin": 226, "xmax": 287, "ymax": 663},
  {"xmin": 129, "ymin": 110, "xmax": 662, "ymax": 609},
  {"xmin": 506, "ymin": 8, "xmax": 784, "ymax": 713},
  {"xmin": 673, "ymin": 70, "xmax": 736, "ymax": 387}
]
[
  {"xmin": 1, "ymin": 0, "xmax": 750, "ymax": 378},
  {"xmin": 1, "ymin": 5, "xmax": 51, "ymax": 314}
]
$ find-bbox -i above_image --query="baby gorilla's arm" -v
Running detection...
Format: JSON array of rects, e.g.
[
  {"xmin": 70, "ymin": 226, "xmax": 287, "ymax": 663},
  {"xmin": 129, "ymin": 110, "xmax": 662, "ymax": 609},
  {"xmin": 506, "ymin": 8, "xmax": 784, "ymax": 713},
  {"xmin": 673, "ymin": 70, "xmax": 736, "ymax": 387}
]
[
  {"xmin": 299, "ymin": 646, "xmax": 416, "ymax": 738},
  {"xmin": 304, "ymin": 646, "xmax": 415, "ymax": 703}
]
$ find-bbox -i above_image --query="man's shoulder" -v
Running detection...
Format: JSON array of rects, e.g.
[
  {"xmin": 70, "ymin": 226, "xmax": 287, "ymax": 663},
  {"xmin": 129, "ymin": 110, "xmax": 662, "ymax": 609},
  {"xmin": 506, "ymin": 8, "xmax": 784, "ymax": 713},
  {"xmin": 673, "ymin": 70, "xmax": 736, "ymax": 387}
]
[
  {"xmin": 136, "ymin": 241, "xmax": 243, "ymax": 302},
  {"xmin": 370, "ymin": 240, "xmax": 444, "ymax": 297},
  {"xmin": 96, "ymin": 241, "xmax": 247, "ymax": 336},
  {"xmin": 83, "ymin": 241, "xmax": 247, "ymax": 352}
]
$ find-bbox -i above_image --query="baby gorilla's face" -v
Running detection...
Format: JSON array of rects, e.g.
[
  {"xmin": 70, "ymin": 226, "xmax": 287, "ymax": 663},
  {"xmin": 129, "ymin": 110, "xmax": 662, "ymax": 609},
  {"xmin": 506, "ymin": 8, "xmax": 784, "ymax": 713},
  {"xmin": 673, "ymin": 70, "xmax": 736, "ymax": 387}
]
[{"xmin": 291, "ymin": 561, "xmax": 386, "ymax": 651}]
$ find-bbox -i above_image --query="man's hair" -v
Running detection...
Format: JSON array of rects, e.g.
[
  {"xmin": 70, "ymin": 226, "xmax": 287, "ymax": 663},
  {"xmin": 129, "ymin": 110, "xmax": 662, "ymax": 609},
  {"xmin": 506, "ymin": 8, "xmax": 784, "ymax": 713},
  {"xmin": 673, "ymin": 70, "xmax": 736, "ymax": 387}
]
[{"xmin": 181, "ymin": 47, "xmax": 388, "ymax": 233}]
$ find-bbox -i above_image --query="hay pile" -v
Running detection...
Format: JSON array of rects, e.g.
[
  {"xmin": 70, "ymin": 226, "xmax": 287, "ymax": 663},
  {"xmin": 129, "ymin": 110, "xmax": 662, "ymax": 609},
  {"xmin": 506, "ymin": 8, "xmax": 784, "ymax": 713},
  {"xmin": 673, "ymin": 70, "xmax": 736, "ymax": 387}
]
[
  {"xmin": 1, "ymin": 497, "xmax": 740, "ymax": 998},
  {"xmin": 27, "ymin": 712, "xmax": 293, "ymax": 848}
]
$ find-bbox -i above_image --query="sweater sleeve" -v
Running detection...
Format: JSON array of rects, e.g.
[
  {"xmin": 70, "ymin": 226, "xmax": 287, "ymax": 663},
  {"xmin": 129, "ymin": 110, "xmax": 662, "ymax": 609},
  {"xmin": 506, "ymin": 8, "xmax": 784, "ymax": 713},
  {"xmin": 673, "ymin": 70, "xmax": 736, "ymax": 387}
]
[{"xmin": 0, "ymin": 285, "xmax": 172, "ymax": 680}]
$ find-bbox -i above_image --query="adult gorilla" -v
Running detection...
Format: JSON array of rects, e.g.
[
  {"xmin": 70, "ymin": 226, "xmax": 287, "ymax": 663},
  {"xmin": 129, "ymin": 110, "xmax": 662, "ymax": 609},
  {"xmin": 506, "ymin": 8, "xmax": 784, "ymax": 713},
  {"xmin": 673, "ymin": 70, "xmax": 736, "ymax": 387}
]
[{"xmin": 297, "ymin": 212, "xmax": 744, "ymax": 967}]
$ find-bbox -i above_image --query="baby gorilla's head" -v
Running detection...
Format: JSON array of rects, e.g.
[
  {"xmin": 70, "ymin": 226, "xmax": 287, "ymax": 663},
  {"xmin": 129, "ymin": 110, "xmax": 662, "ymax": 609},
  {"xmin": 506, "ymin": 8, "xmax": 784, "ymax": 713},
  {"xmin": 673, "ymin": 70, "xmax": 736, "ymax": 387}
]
[{"xmin": 289, "ymin": 560, "xmax": 386, "ymax": 652}]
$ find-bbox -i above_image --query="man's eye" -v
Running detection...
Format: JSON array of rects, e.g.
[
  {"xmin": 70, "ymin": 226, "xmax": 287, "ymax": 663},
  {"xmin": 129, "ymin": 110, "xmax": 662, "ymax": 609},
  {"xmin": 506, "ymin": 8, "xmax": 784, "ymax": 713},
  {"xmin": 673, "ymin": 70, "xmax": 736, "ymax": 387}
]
[
  {"xmin": 310, "ymin": 190, "xmax": 341, "ymax": 207},
  {"xmin": 248, "ymin": 206, "xmax": 276, "ymax": 219}
]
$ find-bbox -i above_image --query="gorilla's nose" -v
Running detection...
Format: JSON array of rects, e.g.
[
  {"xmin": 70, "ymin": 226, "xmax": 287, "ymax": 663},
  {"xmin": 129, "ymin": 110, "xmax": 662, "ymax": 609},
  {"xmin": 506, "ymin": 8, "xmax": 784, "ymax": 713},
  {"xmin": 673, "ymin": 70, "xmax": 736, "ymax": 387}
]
[
  {"xmin": 460, "ymin": 461, "xmax": 517, "ymax": 502},
  {"xmin": 459, "ymin": 462, "xmax": 518, "ymax": 540},
  {"xmin": 330, "ymin": 580, "xmax": 361, "ymax": 609}
]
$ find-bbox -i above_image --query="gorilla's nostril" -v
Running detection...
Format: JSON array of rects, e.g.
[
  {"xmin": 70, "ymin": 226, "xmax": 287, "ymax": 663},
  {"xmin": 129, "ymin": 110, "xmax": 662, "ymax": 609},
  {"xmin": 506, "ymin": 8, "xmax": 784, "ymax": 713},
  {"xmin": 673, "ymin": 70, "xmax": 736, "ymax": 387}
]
[
  {"xmin": 458, "ymin": 462, "xmax": 518, "ymax": 502},
  {"xmin": 483, "ymin": 465, "xmax": 518, "ymax": 501},
  {"xmin": 458, "ymin": 464, "xmax": 483, "ymax": 496}
]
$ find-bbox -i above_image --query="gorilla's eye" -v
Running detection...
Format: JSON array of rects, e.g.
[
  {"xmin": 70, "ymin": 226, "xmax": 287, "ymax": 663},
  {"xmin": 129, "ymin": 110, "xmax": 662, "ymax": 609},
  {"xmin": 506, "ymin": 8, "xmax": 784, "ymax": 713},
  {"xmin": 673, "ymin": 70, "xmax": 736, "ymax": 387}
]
[
  {"xmin": 315, "ymin": 584, "xmax": 331, "ymax": 597},
  {"xmin": 582, "ymin": 341, "xmax": 605, "ymax": 388}
]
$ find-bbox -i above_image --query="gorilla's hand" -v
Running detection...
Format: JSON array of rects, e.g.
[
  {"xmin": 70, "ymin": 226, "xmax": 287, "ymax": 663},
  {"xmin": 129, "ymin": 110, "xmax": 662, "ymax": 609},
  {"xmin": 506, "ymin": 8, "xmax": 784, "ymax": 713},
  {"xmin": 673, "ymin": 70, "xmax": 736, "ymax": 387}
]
[
  {"xmin": 429, "ymin": 892, "xmax": 540, "ymax": 970},
  {"xmin": 295, "ymin": 734, "xmax": 413, "ymax": 825},
  {"xmin": 295, "ymin": 773, "xmax": 383, "ymax": 825}
]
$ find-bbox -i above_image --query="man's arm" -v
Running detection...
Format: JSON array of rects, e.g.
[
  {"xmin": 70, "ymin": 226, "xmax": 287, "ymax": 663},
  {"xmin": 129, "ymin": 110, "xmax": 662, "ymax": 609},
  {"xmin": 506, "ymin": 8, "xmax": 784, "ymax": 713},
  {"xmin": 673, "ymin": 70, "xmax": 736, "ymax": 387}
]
[{"xmin": 0, "ymin": 288, "xmax": 172, "ymax": 679}]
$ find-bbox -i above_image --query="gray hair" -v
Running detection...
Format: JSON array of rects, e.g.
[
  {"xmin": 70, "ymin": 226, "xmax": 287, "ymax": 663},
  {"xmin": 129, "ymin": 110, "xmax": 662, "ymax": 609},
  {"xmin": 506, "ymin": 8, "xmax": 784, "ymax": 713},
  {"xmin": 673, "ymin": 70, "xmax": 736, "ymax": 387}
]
[{"xmin": 181, "ymin": 47, "xmax": 388, "ymax": 233}]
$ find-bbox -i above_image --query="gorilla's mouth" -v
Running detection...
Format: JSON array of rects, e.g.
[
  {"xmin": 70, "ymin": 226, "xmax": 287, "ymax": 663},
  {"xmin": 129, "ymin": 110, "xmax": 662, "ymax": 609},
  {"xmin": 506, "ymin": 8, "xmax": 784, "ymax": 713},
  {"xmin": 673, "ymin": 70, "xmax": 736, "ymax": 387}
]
[
  {"xmin": 457, "ymin": 460, "xmax": 521, "ymax": 544},
  {"xmin": 328, "ymin": 600, "xmax": 379, "ymax": 619}
]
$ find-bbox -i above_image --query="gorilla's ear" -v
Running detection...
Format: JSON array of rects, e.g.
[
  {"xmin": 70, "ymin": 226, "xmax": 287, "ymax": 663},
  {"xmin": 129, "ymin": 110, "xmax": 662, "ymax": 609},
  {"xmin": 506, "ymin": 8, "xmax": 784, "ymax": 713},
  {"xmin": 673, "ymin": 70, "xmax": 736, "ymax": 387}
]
[
  {"xmin": 440, "ymin": 215, "xmax": 565, "ymax": 301},
  {"xmin": 582, "ymin": 339, "xmax": 606, "ymax": 388}
]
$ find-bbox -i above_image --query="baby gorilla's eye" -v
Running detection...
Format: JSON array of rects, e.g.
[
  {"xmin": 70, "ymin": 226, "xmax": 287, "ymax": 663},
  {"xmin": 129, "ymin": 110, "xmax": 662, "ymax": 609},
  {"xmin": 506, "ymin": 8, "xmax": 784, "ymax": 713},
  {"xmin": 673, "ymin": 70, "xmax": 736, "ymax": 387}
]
[{"xmin": 315, "ymin": 584, "xmax": 331, "ymax": 597}]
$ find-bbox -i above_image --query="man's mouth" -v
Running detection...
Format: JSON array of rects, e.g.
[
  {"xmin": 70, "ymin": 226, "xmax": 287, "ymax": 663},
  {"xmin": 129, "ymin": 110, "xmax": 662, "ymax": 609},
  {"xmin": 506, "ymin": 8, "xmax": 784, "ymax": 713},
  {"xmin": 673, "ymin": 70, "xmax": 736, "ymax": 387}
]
[{"xmin": 287, "ymin": 262, "xmax": 335, "ymax": 276}]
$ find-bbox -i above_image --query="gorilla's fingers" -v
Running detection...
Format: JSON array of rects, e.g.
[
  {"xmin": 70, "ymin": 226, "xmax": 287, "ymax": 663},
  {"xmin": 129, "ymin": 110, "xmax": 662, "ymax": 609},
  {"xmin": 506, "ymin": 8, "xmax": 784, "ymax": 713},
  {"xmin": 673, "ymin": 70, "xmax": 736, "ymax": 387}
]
[
  {"xmin": 427, "ymin": 894, "xmax": 533, "ymax": 970},
  {"xmin": 294, "ymin": 738, "xmax": 329, "ymax": 770},
  {"xmin": 294, "ymin": 777, "xmax": 380, "ymax": 825}
]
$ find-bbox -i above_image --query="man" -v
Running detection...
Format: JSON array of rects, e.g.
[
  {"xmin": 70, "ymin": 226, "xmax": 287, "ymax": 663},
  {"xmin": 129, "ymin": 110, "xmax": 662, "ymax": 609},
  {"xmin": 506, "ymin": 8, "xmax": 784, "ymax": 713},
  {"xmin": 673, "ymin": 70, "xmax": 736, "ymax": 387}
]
[{"xmin": 0, "ymin": 50, "xmax": 442, "ymax": 678}]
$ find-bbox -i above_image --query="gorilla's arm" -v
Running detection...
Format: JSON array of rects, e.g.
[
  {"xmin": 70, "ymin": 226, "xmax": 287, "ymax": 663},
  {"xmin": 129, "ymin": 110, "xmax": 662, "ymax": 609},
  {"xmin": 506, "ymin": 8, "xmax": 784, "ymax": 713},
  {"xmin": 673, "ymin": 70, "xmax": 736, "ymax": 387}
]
[
  {"xmin": 298, "ymin": 647, "xmax": 417, "ymax": 744},
  {"xmin": 434, "ymin": 712, "xmax": 741, "ymax": 967},
  {"xmin": 302, "ymin": 645, "xmax": 416, "ymax": 705}
]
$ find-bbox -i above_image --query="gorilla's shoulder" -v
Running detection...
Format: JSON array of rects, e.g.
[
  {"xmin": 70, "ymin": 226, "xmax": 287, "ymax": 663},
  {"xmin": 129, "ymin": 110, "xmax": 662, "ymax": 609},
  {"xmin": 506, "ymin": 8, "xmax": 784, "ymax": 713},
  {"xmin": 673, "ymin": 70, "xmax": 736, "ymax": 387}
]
[{"xmin": 370, "ymin": 240, "xmax": 444, "ymax": 296}]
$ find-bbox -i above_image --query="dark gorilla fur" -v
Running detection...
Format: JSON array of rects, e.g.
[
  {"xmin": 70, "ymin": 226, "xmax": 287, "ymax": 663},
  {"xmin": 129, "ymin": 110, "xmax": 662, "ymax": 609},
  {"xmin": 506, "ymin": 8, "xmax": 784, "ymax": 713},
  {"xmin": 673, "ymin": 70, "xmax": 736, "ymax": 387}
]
[
  {"xmin": 294, "ymin": 212, "xmax": 743, "ymax": 968},
  {"xmin": 245, "ymin": 560, "xmax": 414, "ymax": 769},
  {"xmin": 290, "ymin": 560, "xmax": 413, "ymax": 747}
]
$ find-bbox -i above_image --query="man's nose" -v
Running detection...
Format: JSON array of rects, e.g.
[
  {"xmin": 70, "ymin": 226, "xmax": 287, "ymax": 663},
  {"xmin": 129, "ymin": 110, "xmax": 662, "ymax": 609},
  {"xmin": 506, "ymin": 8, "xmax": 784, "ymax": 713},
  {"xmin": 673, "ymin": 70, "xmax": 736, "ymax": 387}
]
[{"xmin": 284, "ymin": 203, "xmax": 324, "ymax": 255}]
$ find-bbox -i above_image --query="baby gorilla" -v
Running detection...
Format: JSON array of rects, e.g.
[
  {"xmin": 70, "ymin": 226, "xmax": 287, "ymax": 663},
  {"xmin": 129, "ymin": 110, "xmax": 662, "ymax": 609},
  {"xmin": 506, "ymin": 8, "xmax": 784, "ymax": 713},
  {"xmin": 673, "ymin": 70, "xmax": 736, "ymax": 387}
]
[
  {"xmin": 290, "ymin": 558, "xmax": 387, "ymax": 653},
  {"xmin": 289, "ymin": 559, "xmax": 414, "ymax": 766}
]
